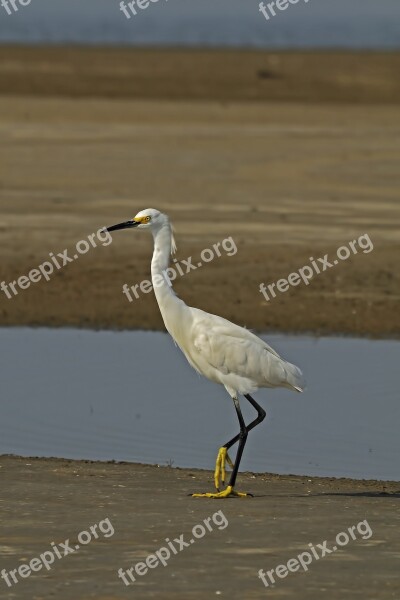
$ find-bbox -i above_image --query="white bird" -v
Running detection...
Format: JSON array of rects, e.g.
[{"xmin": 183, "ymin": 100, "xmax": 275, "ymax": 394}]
[{"xmin": 106, "ymin": 209, "xmax": 305, "ymax": 498}]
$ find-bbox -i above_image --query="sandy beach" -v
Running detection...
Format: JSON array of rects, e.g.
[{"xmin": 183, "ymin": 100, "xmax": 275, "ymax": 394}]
[
  {"xmin": 0, "ymin": 456, "xmax": 399, "ymax": 600},
  {"xmin": 0, "ymin": 47, "xmax": 399, "ymax": 337}
]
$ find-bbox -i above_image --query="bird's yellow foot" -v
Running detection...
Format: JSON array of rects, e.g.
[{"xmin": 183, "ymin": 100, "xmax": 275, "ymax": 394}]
[
  {"xmin": 192, "ymin": 485, "xmax": 252, "ymax": 499},
  {"xmin": 214, "ymin": 447, "xmax": 234, "ymax": 490}
]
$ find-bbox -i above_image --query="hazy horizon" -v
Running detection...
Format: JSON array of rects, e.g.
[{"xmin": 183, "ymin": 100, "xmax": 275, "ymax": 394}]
[{"xmin": 0, "ymin": 0, "xmax": 399, "ymax": 48}]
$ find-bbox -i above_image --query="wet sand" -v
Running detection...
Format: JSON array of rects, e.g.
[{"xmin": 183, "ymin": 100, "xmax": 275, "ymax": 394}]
[
  {"xmin": 1, "ymin": 47, "xmax": 400, "ymax": 104},
  {"xmin": 0, "ymin": 49, "xmax": 399, "ymax": 337},
  {"xmin": 0, "ymin": 456, "xmax": 399, "ymax": 600}
]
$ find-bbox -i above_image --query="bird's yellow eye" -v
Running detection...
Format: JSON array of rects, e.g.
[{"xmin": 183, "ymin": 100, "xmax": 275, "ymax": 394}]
[{"xmin": 144, "ymin": 216, "xmax": 151, "ymax": 223}]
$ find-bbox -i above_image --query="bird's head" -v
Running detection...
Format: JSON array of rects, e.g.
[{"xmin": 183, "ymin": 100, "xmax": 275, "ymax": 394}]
[
  {"xmin": 106, "ymin": 208, "xmax": 164, "ymax": 232},
  {"xmin": 106, "ymin": 208, "xmax": 177, "ymax": 253}
]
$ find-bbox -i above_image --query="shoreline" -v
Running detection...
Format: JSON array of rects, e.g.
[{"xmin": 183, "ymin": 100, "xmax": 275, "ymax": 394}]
[
  {"xmin": 1, "ymin": 323, "xmax": 399, "ymax": 342},
  {"xmin": 2, "ymin": 454, "xmax": 399, "ymax": 485}
]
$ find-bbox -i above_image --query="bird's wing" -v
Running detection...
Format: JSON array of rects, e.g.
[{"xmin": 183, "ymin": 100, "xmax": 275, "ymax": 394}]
[
  {"xmin": 189, "ymin": 310, "xmax": 303, "ymax": 392},
  {"xmin": 192, "ymin": 310, "xmax": 281, "ymax": 357}
]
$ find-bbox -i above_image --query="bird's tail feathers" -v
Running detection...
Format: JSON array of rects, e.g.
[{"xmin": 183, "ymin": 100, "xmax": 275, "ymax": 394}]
[{"xmin": 283, "ymin": 361, "xmax": 306, "ymax": 393}]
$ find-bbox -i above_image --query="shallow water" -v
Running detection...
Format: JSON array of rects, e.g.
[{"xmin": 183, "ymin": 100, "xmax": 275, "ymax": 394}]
[
  {"xmin": 0, "ymin": 0, "xmax": 399, "ymax": 48},
  {"xmin": 0, "ymin": 328, "xmax": 399, "ymax": 481}
]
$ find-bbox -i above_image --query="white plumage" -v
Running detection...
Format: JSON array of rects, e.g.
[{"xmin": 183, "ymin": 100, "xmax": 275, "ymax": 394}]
[
  {"xmin": 106, "ymin": 208, "xmax": 305, "ymax": 498},
  {"xmin": 188, "ymin": 311, "xmax": 304, "ymax": 395}
]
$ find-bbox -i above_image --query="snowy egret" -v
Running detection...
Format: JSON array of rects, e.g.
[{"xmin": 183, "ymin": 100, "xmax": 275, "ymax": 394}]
[{"xmin": 106, "ymin": 209, "xmax": 305, "ymax": 498}]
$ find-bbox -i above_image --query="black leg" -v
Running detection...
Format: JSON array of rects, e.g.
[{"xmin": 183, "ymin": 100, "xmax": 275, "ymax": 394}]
[
  {"xmin": 224, "ymin": 394, "xmax": 266, "ymax": 451},
  {"xmin": 227, "ymin": 397, "xmax": 248, "ymax": 488},
  {"xmin": 192, "ymin": 394, "xmax": 266, "ymax": 498}
]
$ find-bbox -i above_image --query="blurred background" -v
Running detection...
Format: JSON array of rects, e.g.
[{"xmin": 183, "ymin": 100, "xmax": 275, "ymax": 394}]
[{"xmin": 1, "ymin": 0, "xmax": 400, "ymax": 48}]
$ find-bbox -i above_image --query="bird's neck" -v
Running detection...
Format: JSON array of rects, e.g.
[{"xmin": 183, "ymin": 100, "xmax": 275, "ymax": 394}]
[
  {"xmin": 151, "ymin": 222, "xmax": 187, "ymax": 339},
  {"xmin": 151, "ymin": 222, "xmax": 173, "ymax": 276}
]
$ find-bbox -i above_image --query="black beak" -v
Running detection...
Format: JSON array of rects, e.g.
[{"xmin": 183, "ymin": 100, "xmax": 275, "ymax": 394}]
[{"xmin": 106, "ymin": 220, "xmax": 139, "ymax": 232}]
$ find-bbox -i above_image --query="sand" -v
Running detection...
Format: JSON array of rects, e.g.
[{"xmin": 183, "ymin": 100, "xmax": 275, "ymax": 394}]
[
  {"xmin": 0, "ymin": 47, "xmax": 399, "ymax": 336},
  {"xmin": 0, "ymin": 456, "xmax": 399, "ymax": 600}
]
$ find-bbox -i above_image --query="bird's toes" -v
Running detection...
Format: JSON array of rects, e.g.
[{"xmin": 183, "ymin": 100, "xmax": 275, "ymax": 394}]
[{"xmin": 192, "ymin": 486, "xmax": 252, "ymax": 499}]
